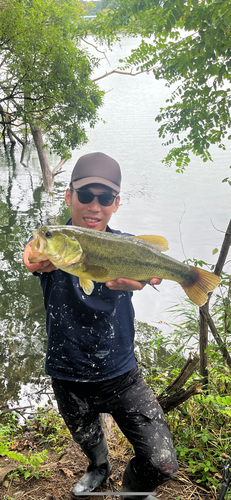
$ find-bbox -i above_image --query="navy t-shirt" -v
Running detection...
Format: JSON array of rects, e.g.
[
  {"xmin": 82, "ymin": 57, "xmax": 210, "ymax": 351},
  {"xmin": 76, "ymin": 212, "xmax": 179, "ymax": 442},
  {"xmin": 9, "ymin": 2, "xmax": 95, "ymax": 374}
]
[{"xmin": 37, "ymin": 221, "xmax": 137, "ymax": 381}]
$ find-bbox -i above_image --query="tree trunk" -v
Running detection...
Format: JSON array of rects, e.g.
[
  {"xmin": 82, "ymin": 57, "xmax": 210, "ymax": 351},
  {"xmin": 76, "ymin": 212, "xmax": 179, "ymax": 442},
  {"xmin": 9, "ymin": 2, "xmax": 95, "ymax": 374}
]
[
  {"xmin": 0, "ymin": 105, "xmax": 17, "ymax": 147},
  {"xmin": 30, "ymin": 123, "xmax": 54, "ymax": 192},
  {"xmin": 200, "ymin": 306, "xmax": 231, "ymax": 370},
  {"xmin": 214, "ymin": 219, "xmax": 231, "ymax": 276},
  {"xmin": 157, "ymin": 381, "xmax": 203, "ymax": 413},
  {"xmin": 199, "ymin": 301, "xmax": 209, "ymax": 385},
  {"xmin": 7, "ymin": 127, "xmax": 16, "ymax": 146},
  {"xmin": 163, "ymin": 353, "xmax": 200, "ymax": 392},
  {"xmin": 198, "ymin": 218, "xmax": 231, "ymax": 378},
  {"xmin": 157, "ymin": 353, "xmax": 202, "ymax": 412}
]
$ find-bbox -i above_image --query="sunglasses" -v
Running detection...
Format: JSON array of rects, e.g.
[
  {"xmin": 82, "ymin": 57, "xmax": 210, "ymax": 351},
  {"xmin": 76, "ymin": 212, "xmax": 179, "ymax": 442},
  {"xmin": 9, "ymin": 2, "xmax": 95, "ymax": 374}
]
[{"xmin": 71, "ymin": 187, "xmax": 118, "ymax": 207}]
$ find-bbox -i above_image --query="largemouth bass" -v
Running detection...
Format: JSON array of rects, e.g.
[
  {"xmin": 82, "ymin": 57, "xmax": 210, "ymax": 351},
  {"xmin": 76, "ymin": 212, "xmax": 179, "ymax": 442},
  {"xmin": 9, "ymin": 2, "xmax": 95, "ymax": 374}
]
[{"xmin": 28, "ymin": 225, "xmax": 220, "ymax": 306}]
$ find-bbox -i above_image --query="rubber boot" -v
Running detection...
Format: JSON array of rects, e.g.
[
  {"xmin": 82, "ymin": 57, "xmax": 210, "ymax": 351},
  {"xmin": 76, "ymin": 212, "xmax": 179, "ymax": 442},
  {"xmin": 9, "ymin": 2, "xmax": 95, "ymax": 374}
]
[
  {"xmin": 71, "ymin": 435, "xmax": 111, "ymax": 498},
  {"xmin": 121, "ymin": 458, "xmax": 158, "ymax": 500}
]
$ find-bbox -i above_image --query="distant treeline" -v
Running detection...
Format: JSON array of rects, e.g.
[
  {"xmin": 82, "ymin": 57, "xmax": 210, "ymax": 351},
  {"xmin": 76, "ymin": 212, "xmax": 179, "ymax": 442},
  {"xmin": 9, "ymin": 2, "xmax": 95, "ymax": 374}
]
[{"xmin": 81, "ymin": 0, "xmax": 118, "ymax": 15}]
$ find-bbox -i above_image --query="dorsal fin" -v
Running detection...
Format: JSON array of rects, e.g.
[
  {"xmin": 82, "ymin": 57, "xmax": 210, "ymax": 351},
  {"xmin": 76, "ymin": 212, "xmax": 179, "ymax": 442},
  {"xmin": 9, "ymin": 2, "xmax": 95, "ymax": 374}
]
[{"xmin": 135, "ymin": 235, "xmax": 168, "ymax": 252}]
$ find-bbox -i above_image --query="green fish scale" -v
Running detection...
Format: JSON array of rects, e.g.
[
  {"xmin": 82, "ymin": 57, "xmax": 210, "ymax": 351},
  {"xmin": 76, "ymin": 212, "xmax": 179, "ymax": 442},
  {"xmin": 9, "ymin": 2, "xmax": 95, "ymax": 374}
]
[
  {"xmin": 76, "ymin": 231, "xmax": 193, "ymax": 284},
  {"xmin": 39, "ymin": 226, "xmax": 194, "ymax": 285}
]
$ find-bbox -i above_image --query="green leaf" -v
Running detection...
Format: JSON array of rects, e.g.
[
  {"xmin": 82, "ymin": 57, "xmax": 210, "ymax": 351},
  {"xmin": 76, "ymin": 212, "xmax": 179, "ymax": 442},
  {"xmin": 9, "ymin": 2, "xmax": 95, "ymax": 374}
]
[
  {"xmin": 105, "ymin": 0, "xmax": 231, "ymax": 170},
  {"xmin": 0, "ymin": 0, "xmax": 103, "ymax": 160}
]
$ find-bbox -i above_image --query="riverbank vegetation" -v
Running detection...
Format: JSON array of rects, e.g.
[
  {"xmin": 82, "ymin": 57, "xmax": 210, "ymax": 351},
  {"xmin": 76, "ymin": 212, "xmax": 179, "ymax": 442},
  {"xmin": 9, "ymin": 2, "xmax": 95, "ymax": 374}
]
[
  {"xmin": 1, "ymin": 332, "xmax": 230, "ymax": 499},
  {"xmin": 1, "ymin": 267, "xmax": 231, "ymax": 498}
]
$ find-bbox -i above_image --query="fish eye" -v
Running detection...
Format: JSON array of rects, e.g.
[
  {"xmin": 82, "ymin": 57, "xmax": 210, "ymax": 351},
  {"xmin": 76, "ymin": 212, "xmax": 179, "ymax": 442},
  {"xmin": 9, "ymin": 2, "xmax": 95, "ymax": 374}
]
[{"xmin": 45, "ymin": 231, "xmax": 52, "ymax": 238}]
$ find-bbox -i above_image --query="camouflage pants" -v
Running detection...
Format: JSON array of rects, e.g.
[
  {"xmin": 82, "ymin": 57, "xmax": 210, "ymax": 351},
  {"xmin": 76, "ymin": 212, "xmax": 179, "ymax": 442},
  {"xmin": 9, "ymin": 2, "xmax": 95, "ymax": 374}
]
[{"xmin": 52, "ymin": 367, "xmax": 178, "ymax": 488}]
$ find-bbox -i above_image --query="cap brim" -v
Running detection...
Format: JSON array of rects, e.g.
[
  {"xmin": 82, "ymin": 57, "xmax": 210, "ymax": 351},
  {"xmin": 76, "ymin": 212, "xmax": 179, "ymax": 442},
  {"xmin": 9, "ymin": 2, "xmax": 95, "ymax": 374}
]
[{"xmin": 72, "ymin": 177, "xmax": 120, "ymax": 193}]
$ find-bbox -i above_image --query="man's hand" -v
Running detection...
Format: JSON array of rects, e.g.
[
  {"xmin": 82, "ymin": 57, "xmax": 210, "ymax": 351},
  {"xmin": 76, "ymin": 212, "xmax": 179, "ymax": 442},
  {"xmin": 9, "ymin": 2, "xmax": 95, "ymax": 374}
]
[
  {"xmin": 23, "ymin": 241, "xmax": 57, "ymax": 274},
  {"xmin": 106, "ymin": 277, "xmax": 162, "ymax": 292}
]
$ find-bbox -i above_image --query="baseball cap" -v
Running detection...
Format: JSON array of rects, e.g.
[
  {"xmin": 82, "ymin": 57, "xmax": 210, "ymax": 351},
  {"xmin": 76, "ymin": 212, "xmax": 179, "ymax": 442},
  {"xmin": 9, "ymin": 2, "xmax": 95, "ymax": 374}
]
[{"xmin": 71, "ymin": 152, "xmax": 121, "ymax": 193}]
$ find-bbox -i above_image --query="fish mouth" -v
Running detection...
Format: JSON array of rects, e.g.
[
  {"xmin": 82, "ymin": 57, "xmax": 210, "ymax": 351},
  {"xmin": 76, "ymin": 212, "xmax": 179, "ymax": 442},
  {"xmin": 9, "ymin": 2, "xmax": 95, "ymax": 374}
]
[
  {"xmin": 28, "ymin": 231, "xmax": 48, "ymax": 263},
  {"xmin": 32, "ymin": 231, "xmax": 47, "ymax": 253}
]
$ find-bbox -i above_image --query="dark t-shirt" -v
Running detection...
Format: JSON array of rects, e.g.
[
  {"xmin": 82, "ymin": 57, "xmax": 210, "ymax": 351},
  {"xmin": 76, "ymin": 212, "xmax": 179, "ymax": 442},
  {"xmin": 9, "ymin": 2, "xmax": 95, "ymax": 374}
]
[{"xmin": 37, "ymin": 221, "xmax": 137, "ymax": 381}]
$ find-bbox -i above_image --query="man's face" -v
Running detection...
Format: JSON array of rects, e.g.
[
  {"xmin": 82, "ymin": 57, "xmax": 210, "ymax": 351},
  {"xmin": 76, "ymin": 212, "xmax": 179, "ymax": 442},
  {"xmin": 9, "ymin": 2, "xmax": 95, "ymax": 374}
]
[{"xmin": 65, "ymin": 183, "xmax": 120, "ymax": 232}]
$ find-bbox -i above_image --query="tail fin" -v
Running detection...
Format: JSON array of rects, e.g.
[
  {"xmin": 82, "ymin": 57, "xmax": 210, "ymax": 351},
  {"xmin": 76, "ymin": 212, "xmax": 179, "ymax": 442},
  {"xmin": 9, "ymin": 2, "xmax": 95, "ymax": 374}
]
[{"xmin": 181, "ymin": 267, "xmax": 220, "ymax": 306}]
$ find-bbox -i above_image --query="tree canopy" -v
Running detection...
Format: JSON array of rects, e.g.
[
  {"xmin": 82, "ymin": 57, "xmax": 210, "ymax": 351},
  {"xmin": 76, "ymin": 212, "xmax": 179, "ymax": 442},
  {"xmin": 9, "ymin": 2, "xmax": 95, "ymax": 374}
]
[
  {"xmin": 1, "ymin": 0, "xmax": 231, "ymax": 186},
  {"xmin": 0, "ymin": 0, "xmax": 103, "ymax": 185},
  {"xmin": 93, "ymin": 0, "xmax": 231, "ymax": 172}
]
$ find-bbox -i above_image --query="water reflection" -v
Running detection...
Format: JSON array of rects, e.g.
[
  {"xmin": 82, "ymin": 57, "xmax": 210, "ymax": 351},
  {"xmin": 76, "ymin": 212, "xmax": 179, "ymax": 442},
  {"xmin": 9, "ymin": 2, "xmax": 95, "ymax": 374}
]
[
  {"xmin": 0, "ymin": 147, "xmax": 172, "ymax": 410},
  {"xmin": 0, "ymin": 147, "xmax": 57, "ymax": 410}
]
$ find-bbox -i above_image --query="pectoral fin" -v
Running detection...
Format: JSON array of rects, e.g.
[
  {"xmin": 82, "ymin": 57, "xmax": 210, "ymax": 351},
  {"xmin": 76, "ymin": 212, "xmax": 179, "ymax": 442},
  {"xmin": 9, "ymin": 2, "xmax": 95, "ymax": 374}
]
[
  {"xmin": 79, "ymin": 278, "xmax": 94, "ymax": 295},
  {"xmin": 86, "ymin": 265, "xmax": 108, "ymax": 279},
  {"xmin": 136, "ymin": 235, "xmax": 169, "ymax": 252}
]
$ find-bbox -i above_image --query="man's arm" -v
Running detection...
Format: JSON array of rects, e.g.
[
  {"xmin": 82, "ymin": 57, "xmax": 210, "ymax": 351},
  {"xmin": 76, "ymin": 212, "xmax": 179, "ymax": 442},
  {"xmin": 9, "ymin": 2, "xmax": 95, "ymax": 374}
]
[{"xmin": 23, "ymin": 241, "xmax": 57, "ymax": 274}]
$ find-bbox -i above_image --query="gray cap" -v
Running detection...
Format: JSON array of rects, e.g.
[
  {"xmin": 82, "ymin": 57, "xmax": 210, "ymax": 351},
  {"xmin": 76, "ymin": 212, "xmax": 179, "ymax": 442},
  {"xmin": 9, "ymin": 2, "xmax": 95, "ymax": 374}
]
[{"xmin": 71, "ymin": 152, "xmax": 121, "ymax": 193}]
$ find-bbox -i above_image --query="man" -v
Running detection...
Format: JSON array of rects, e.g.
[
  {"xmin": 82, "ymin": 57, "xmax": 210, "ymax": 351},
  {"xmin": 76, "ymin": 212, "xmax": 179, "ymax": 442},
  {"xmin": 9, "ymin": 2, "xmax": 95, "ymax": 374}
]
[{"xmin": 23, "ymin": 152, "xmax": 178, "ymax": 499}]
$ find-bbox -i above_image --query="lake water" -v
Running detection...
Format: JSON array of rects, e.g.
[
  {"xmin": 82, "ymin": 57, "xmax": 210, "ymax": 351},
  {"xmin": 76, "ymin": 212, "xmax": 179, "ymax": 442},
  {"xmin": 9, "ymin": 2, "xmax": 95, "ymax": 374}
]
[{"xmin": 0, "ymin": 36, "xmax": 230, "ymax": 410}]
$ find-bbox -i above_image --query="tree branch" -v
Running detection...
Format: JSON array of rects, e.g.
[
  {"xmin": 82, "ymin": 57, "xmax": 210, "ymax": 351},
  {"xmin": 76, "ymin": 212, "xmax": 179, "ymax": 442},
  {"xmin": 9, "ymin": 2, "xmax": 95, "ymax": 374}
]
[
  {"xmin": 157, "ymin": 382, "xmax": 203, "ymax": 413},
  {"xmin": 200, "ymin": 306, "xmax": 231, "ymax": 370},
  {"xmin": 52, "ymin": 158, "xmax": 66, "ymax": 176},
  {"xmin": 9, "ymin": 128, "xmax": 26, "ymax": 147},
  {"xmin": 93, "ymin": 66, "xmax": 157, "ymax": 82},
  {"xmin": 80, "ymin": 37, "xmax": 111, "ymax": 65},
  {"xmin": 214, "ymin": 219, "xmax": 231, "ymax": 276},
  {"xmin": 200, "ymin": 218, "xmax": 231, "ymax": 371},
  {"xmin": 164, "ymin": 352, "xmax": 199, "ymax": 392},
  {"xmin": 156, "ymin": 353, "xmax": 203, "ymax": 413}
]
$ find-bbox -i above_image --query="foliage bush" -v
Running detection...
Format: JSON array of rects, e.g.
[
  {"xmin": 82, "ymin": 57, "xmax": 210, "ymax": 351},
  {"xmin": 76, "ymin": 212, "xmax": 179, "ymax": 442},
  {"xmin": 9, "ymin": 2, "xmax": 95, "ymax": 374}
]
[
  {"xmin": 0, "ymin": 408, "xmax": 70, "ymax": 480},
  {"xmin": 143, "ymin": 266, "xmax": 231, "ymax": 497}
]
